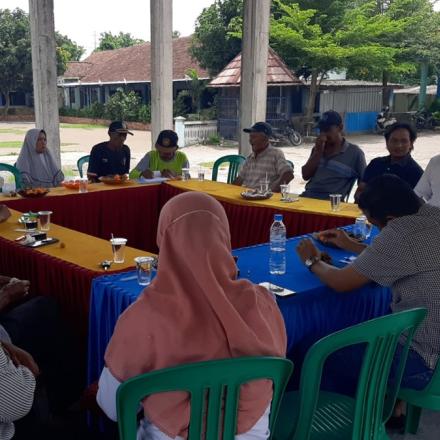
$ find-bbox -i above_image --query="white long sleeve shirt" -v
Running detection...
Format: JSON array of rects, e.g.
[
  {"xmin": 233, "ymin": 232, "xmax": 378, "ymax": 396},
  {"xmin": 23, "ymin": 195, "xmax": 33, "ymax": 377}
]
[{"xmin": 415, "ymin": 154, "xmax": 440, "ymax": 208}]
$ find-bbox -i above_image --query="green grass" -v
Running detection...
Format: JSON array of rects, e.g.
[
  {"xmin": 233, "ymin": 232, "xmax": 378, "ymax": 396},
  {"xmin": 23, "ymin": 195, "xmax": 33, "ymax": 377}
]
[
  {"xmin": 0, "ymin": 142, "xmax": 78, "ymax": 150},
  {"xmin": 0, "ymin": 141, "xmax": 22, "ymax": 148},
  {"xmin": 0, "ymin": 129, "xmax": 26, "ymax": 135},
  {"xmin": 60, "ymin": 123, "xmax": 106, "ymax": 130},
  {"xmin": 198, "ymin": 161, "xmax": 229, "ymax": 170}
]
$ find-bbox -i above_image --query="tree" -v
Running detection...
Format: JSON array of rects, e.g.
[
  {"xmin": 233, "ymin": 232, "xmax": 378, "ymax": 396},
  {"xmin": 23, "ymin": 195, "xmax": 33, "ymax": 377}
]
[
  {"xmin": 105, "ymin": 88, "xmax": 141, "ymax": 121},
  {"xmin": 185, "ymin": 68, "xmax": 205, "ymax": 114},
  {"xmin": 56, "ymin": 32, "xmax": 85, "ymax": 73},
  {"xmin": 0, "ymin": 8, "xmax": 33, "ymax": 114},
  {"xmin": 191, "ymin": 0, "xmax": 243, "ymax": 76},
  {"xmin": 0, "ymin": 7, "xmax": 84, "ymax": 114},
  {"xmin": 95, "ymin": 32, "xmax": 145, "ymax": 51}
]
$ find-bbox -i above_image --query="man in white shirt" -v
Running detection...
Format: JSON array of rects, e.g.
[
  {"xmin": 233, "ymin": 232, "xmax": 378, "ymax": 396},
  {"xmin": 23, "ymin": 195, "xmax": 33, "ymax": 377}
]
[{"xmin": 414, "ymin": 154, "xmax": 440, "ymax": 207}]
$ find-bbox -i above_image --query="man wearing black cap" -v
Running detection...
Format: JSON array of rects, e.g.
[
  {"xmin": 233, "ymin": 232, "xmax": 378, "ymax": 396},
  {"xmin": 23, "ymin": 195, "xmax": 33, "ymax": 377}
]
[
  {"xmin": 301, "ymin": 110, "xmax": 366, "ymax": 200},
  {"xmin": 87, "ymin": 121, "xmax": 132, "ymax": 182},
  {"xmin": 130, "ymin": 129, "xmax": 189, "ymax": 179},
  {"xmin": 233, "ymin": 122, "xmax": 294, "ymax": 192}
]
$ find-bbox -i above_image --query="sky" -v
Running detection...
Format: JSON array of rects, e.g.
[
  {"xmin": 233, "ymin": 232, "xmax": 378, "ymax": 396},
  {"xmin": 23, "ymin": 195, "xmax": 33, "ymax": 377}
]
[
  {"xmin": 2, "ymin": 0, "xmax": 440, "ymax": 58},
  {"xmin": 2, "ymin": 0, "xmax": 216, "ymax": 57}
]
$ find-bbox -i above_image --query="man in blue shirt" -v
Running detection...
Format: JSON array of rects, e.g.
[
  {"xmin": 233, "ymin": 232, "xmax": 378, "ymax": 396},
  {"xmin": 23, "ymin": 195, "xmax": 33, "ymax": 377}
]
[
  {"xmin": 354, "ymin": 122, "xmax": 423, "ymax": 201},
  {"xmin": 87, "ymin": 121, "xmax": 132, "ymax": 182}
]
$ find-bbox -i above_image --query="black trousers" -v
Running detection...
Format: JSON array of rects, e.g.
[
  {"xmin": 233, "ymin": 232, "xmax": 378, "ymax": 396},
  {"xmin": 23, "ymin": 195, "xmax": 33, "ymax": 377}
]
[{"xmin": 0, "ymin": 296, "xmax": 81, "ymax": 411}]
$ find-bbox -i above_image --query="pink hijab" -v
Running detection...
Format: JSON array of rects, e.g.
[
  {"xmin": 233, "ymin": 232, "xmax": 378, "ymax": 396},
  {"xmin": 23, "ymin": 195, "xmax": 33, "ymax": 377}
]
[{"xmin": 105, "ymin": 192, "xmax": 287, "ymax": 437}]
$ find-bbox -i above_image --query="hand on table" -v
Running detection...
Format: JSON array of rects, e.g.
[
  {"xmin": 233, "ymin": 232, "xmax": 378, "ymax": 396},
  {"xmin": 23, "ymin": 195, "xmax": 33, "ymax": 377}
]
[
  {"xmin": 319, "ymin": 229, "xmax": 354, "ymax": 250},
  {"xmin": 296, "ymin": 239, "xmax": 321, "ymax": 264},
  {"xmin": 141, "ymin": 170, "xmax": 154, "ymax": 179},
  {"xmin": 2, "ymin": 341, "xmax": 40, "ymax": 376},
  {"xmin": 161, "ymin": 169, "xmax": 177, "ymax": 179}
]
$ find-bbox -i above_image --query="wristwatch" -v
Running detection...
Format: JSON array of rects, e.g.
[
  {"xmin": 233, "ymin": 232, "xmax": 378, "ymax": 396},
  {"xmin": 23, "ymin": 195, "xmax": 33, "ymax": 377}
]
[{"xmin": 304, "ymin": 256, "xmax": 319, "ymax": 271}]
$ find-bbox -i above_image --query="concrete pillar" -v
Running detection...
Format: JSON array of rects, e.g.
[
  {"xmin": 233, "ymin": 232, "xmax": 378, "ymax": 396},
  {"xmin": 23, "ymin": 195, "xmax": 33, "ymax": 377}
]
[
  {"xmin": 174, "ymin": 116, "xmax": 186, "ymax": 147},
  {"xmin": 29, "ymin": 0, "xmax": 61, "ymax": 168},
  {"xmin": 239, "ymin": 0, "xmax": 271, "ymax": 156},
  {"xmin": 418, "ymin": 61, "xmax": 429, "ymax": 111},
  {"xmin": 150, "ymin": 0, "xmax": 173, "ymax": 150}
]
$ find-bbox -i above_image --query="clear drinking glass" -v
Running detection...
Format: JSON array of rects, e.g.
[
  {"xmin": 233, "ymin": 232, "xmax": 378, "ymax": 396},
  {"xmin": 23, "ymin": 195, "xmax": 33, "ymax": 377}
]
[
  {"xmin": 260, "ymin": 179, "xmax": 270, "ymax": 194},
  {"xmin": 329, "ymin": 194, "xmax": 342, "ymax": 212},
  {"xmin": 182, "ymin": 168, "xmax": 190, "ymax": 181},
  {"xmin": 38, "ymin": 211, "xmax": 52, "ymax": 231},
  {"xmin": 198, "ymin": 168, "xmax": 205, "ymax": 181},
  {"xmin": 280, "ymin": 184, "xmax": 290, "ymax": 201},
  {"xmin": 79, "ymin": 178, "xmax": 88, "ymax": 193},
  {"xmin": 110, "ymin": 238, "xmax": 127, "ymax": 263},
  {"xmin": 24, "ymin": 217, "xmax": 38, "ymax": 232},
  {"xmin": 134, "ymin": 256, "xmax": 155, "ymax": 286}
]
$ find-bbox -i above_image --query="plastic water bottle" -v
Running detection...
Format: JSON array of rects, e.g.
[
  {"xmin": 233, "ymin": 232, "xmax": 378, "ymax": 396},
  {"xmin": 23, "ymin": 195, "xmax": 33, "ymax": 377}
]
[{"xmin": 269, "ymin": 214, "xmax": 286, "ymax": 275}]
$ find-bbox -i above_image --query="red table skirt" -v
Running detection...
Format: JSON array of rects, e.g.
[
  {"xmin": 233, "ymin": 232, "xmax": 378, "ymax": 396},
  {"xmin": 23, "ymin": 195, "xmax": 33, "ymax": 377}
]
[
  {"xmin": 0, "ymin": 236, "xmax": 97, "ymax": 341},
  {"xmin": 159, "ymin": 184, "xmax": 353, "ymax": 248},
  {"xmin": 3, "ymin": 185, "xmax": 160, "ymax": 253}
]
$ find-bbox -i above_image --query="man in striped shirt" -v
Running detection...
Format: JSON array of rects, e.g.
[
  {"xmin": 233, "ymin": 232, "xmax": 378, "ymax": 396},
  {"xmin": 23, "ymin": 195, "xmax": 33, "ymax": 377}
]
[
  {"xmin": 0, "ymin": 341, "xmax": 38, "ymax": 440},
  {"xmin": 233, "ymin": 122, "xmax": 294, "ymax": 192}
]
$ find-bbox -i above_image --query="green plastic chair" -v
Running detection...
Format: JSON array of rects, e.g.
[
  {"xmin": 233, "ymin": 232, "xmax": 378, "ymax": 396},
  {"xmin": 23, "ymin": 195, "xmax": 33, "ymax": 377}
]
[
  {"xmin": 274, "ymin": 308, "xmax": 427, "ymax": 440},
  {"xmin": 212, "ymin": 155, "xmax": 246, "ymax": 184},
  {"xmin": 117, "ymin": 357, "xmax": 293, "ymax": 440},
  {"xmin": 399, "ymin": 357, "xmax": 440, "ymax": 434},
  {"xmin": 0, "ymin": 163, "xmax": 23, "ymax": 190},
  {"xmin": 77, "ymin": 155, "xmax": 90, "ymax": 178}
]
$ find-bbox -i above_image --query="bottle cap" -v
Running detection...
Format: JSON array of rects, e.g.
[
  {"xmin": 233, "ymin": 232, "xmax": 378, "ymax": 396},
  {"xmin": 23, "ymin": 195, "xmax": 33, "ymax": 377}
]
[{"xmin": 274, "ymin": 214, "xmax": 283, "ymax": 222}]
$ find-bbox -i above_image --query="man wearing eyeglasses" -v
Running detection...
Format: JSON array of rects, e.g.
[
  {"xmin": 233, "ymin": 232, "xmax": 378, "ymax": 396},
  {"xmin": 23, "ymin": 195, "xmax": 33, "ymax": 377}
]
[{"xmin": 87, "ymin": 121, "xmax": 132, "ymax": 182}]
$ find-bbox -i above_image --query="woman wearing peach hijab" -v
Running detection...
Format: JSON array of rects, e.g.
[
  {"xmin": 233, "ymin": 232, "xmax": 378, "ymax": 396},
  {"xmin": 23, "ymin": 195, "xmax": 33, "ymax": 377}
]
[{"xmin": 97, "ymin": 192, "xmax": 287, "ymax": 439}]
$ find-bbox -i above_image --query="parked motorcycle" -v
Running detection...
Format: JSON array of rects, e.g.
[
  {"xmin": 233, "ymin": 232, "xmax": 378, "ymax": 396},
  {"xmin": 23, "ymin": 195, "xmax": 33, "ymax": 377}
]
[
  {"xmin": 376, "ymin": 106, "xmax": 397, "ymax": 133},
  {"xmin": 272, "ymin": 119, "xmax": 303, "ymax": 146},
  {"xmin": 412, "ymin": 109, "xmax": 437, "ymax": 131}
]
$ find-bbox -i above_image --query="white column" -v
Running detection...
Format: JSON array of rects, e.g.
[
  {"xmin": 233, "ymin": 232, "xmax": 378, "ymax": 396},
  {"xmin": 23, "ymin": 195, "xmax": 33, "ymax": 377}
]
[
  {"xmin": 239, "ymin": 0, "xmax": 271, "ymax": 156},
  {"xmin": 150, "ymin": 0, "xmax": 173, "ymax": 149},
  {"xmin": 29, "ymin": 0, "xmax": 61, "ymax": 167}
]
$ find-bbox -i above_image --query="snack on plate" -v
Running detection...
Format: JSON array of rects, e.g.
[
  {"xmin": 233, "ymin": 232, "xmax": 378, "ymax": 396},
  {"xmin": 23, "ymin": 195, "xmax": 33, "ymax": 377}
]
[
  {"xmin": 18, "ymin": 187, "xmax": 49, "ymax": 198},
  {"xmin": 62, "ymin": 180, "xmax": 81, "ymax": 190},
  {"xmin": 99, "ymin": 174, "xmax": 129, "ymax": 185}
]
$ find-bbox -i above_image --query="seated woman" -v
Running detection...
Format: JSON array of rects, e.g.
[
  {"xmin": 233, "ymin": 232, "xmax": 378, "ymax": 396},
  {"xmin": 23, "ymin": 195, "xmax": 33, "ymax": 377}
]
[
  {"xmin": 97, "ymin": 192, "xmax": 287, "ymax": 439},
  {"xmin": 130, "ymin": 130, "xmax": 189, "ymax": 179},
  {"xmin": 354, "ymin": 123, "xmax": 423, "ymax": 201},
  {"xmin": 16, "ymin": 129, "xmax": 64, "ymax": 188}
]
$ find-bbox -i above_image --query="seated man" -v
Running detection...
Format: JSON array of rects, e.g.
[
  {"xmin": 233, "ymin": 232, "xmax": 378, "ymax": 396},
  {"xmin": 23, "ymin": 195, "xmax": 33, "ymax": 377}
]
[
  {"xmin": 0, "ymin": 339, "xmax": 38, "ymax": 440},
  {"xmin": 301, "ymin": 110, "xmax": 366, "ymax": 200},
  {"xmin": 296, "ymin": 174, "xmax": 440, "ymax": 393},
  {"xmin": 233, "ymin": 122, "xmax": 293, "ymax": 192},
  {"xmin": 415, "ymin": 154, "xmax": 440, "ymax": 208},
  {"xmin": 355, "ymin": 123, "xmax": 423, "ymax": 201},
  {"xmin": 130, "ymin": 130, "xmax": 189, "ymax": 179},
  {"xmin": 87, "ymin": 121, "xmax": 132, "ymax": 182}
]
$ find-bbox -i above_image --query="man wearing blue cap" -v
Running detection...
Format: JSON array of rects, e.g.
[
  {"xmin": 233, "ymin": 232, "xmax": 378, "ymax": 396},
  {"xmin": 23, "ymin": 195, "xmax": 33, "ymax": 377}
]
[
  {"xmin": 87, "ymin": 121, "xmax": 132, "ymax": 182},
  {"xmin": 233, "ymin": 122, "xmax": 294, "ymax": 192},
  {"xmin": 301, "ymin": 110, "xmax": 366, "ymax": 200}
]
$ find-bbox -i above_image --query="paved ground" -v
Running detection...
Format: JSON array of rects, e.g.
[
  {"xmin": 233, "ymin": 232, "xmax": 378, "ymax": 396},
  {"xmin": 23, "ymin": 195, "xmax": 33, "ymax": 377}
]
[
  {"xmin": 1, "ymin": 121, "xmax": 439, "ymax": 437},
  {"xmin": 1, "ymin": 122, "xmax": 439, "ymax": 196}
]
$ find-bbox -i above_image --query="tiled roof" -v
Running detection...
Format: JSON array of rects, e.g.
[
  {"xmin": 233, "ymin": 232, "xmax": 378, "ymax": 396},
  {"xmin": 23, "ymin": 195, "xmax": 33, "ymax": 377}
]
[
  {"xmin": 209, "ymin": 47, "xmax": 302, "ymax": 87},
  {"xmin": 62, "ymin": 36, "xmax": 209, "ymax": 84}
]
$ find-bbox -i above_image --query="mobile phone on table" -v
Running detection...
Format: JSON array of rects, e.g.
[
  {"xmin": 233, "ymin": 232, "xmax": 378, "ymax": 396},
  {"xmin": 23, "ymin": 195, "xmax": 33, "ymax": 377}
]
[{"xmin": 259, "ymin": 282, "xmax": 296, "ymax": 297}]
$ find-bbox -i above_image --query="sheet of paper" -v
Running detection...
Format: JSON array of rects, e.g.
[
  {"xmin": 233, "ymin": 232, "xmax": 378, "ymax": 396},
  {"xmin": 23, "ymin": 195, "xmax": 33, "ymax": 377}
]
[{"xmin": 137, "ymin": 177, "xmax": 169, "ymax": 184}]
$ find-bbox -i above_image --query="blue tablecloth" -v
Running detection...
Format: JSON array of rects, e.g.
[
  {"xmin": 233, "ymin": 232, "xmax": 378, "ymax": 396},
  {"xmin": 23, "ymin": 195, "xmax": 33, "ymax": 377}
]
[{"xmin": 88, "ymin": 227, "xmax": 392, "ymax": 388}]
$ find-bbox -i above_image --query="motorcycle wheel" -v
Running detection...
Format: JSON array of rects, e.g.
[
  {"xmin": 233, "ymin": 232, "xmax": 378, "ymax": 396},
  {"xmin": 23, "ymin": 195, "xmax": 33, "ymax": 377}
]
[{"xmin": 287, "ymin": 131, "xmax": 302, "ymax": 146}]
